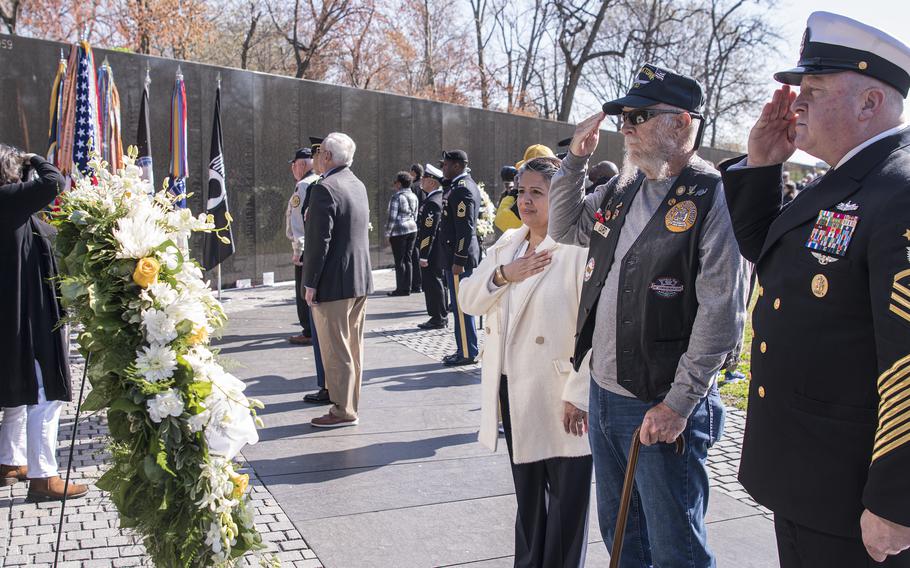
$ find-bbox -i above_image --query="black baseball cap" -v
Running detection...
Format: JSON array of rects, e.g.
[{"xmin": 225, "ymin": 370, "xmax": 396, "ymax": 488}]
[
  {"xmin": 309, "ymin": 136, "xmax": 324, "ymax": 152},
  {"xmin": 442, "ymin": 149, "xmax": 468, "ymax": 163},
  {"xmin": 602, "ymin": 63, "xmax": 705, "ymax": 115},
  {"xmin": 288, "ymin": 147, "xmax": 313, "ymax": 163}
]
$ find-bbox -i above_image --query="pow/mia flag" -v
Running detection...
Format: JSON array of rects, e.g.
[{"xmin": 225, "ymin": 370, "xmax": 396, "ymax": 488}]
[{"xmin": 202, "ymin": 84, "xmax": 235, "ymax": 270}]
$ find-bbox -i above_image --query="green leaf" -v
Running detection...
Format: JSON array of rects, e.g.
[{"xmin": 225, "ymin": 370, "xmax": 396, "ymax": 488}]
[
  {"xmin": 80, "ymin": 388, "xmax": 112, "ymax": 412},
  {"xmin": 142, "ymin": 454, "xmax": 164, "ymax": 483},
  {"xmin": 156, "ymin": 447, "xmax": 176, "ymax": 477},
  {"xmin": 95, "ymin": 467, "xmax": 122, "ymax": 492}
]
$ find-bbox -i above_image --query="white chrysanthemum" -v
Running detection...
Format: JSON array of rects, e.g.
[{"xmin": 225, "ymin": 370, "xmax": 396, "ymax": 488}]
[
  {"xmin": 146, "ymin": 389, "xmax": 185, "ymax": 423},
  {"xmin": 134, "ymin": 343, "xmax": 177, "ymax": 383},
  {"xmin": 183, "ymin": 346, "xmax": 218, "ymax": 380},
  {"xmin": 165, "ymin": 293, "xmax": 208, "ymax": 329},
  {"xmin": 141, "ymin": 308, "xmax": 178, "ymax": 345},
  {"xmin": 142, "ymin": 282, "xmax": 178, "ymax": 308},
  {"xmin": 113, "ymin": 210, "xmax": 168, "ymax": 259}
]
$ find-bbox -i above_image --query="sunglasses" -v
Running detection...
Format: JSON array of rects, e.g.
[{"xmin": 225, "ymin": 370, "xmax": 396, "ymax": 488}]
[{"xmin": 621, "ymin": 109, "xmax": 701, "ymax": 126}]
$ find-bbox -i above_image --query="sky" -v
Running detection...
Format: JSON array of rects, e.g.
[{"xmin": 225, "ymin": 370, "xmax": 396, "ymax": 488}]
[{"xmin": 578, "ymin": 0, "xmax": 910, "ymax": 165}]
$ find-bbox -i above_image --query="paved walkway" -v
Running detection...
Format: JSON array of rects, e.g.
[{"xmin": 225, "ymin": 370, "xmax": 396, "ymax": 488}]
[{"xmin": 0, "ymin": 269, "xmax": 777, "ymax": 567}]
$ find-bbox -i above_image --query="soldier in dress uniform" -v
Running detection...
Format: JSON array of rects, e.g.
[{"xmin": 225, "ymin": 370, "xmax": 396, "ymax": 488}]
[
  {"xmin": 416, "ymin": 164, "xmax": 448, "ymax": 329},
  {"xmin": 439, "ymin": 150, "xmax": 481, "ymax": 366},
  {"xmin": 720, "ymin": 12, "xmax": 910, "ymax": 566},
  {"xmin": 287, "ymin": 146, "xmax": 319, "ymax": 346}
]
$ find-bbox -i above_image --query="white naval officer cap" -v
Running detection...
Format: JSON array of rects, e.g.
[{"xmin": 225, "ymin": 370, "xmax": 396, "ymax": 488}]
[
  {"xmin": 775, "ymin": 11, "xmax": 910, "ymax": 97},
  {"xmin": 423, "ymin": 163, "xmax": 444, "ymax": 181}
]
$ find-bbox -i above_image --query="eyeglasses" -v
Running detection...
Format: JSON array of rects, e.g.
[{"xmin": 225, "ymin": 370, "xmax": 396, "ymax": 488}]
[{"xmin": 621, "ymin": 109, "xmax": 701, "ymax": 126}]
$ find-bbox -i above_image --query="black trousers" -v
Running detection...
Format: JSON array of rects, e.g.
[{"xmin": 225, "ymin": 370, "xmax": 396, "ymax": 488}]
[
  {"xmin": 390, "ymin": 233, "xmax": 416, "ymax": 293},
  {"xmin": 420, "ymin": 263, "xmax": 448, "ymax": 321},
  {"xmin": 294, "ymin": 263, "xmax": 312, "ymax": 336},
  {"xmin": 500, "ymin": 376, "xmax": 592, "ymax": 568},
  {"xmin": 775, "ymin": 514, "xmax": 910, "ymax": 568},
  {"xmin": 410, "ymin": 241, "xmax": 422, "ymax": 291}
]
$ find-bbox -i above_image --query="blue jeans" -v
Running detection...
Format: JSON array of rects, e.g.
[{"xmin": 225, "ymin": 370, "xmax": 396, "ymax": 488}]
[
  {"xmin": 311, "ymin": 318, "xmax": 326, "ymax": 388},
  {"xmin": 445, "ymin": 267, "xmax": 478, "ymax": 358},
  {"xmin": 589, "ymin": 380, "xmax": 724, "ymax": 568}
]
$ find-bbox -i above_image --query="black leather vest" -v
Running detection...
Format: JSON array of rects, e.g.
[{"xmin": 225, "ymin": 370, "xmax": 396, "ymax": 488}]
[{"xmin": 573, "ymin": 164, "xmax": 721, "ymax": 401}]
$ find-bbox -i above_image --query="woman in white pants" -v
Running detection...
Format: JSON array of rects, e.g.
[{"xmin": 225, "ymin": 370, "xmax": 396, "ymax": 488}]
[
  {"xmin": 459, "ymin": 156, "xmax": 591, "ymax": 568},
  {"xmin": 0, "ymin": 145, "xmax": 87, "ymax": 501}
]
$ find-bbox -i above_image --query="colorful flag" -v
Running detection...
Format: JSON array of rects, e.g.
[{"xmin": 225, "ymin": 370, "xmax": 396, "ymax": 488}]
[
  {"xmin": 168, "ymin": 67, "xmax": 188, "ymax": 208},
  {"xmin": 203, "ymin": 83, "xmax": 235, "ymax": 270},
  {"xmin": 136, "ymin": 69, "xmax": 154, "ymax": 191},
  {"xmin": 46, "ymin": 51, "xmax": 67, "ymax": 166},
  {"xmin": 58, "ymin": 39, "xmax": 100, "ymax": 177},
  {"xmin": 96, "ymin": 58, "xmax": 124, "ymax": 171}
]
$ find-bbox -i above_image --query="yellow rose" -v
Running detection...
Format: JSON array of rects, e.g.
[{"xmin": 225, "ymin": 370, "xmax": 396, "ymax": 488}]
[
  {"xmin": 188, "ymin": 326, "xmax": 209, "ymax": 346},
  {"xmin": 133, "ymin": 257, "xmax": 160, "ymax": 288},
  {"xmin": 230, "ymin": 472, "xmax": 249, "ymax": 499}
]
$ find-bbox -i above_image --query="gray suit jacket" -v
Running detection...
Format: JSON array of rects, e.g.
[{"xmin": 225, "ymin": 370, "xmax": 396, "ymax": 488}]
[{"xmin": 302, "ymin": 166, "xmax": 374, "ymax": 302}]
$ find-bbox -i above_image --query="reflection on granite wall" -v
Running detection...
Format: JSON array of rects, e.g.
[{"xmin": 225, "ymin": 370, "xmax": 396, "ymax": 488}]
[{"xmin": 0, "ymin": 33, "xmax": 741, "ymax": 286}]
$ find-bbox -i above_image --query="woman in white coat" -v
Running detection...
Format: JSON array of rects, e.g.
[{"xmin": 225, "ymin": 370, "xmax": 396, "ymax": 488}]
[{"xmin": 459, "ymin": 156, "xmax": 592, "ymax": 568}]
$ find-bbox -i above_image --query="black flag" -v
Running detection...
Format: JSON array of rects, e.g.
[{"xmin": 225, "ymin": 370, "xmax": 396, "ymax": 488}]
[
  {"xmin": 202, "ymin": 85, "xmax": 235, "ymax": 270},
  {"xmin": 136, "ymin": 71, "xmax": 154, "ymax": 191}
]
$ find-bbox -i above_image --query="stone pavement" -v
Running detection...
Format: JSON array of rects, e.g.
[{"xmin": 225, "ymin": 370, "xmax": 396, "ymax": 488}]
[{"xmin": 0, "ymin": 269, "xmax": 776, "ymax": 567}]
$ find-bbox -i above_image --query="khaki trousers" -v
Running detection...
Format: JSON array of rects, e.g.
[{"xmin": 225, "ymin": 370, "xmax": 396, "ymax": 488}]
[{"xmin": 310, "ymin": 296, "xmax": 367, "ymax": 420}]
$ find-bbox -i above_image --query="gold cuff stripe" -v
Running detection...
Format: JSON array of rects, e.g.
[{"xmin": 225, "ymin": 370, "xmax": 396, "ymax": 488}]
[
  {"xmin": 878, "ymin": 354, "xmax": 910, "ymax": 391},
  {"xmin": 458, "ymin": 238, "xmax": 464, "ymax": 252},
  {"xmin": 872, "ymin": 430, "xmax": 910, "ymax": 462},
  {"xmin": 881, "ymin": 365, "xmax": 910, "ymax": 399},
  {"xmin": 891, "ymin": 304, "xmax": 910, "ymax": 324},
  {"xmin": 880, "ymin": 382, "xmax": 910, "ymax": 416},
  {"xmin": 873, "ymin": 419, "xmax": 910, "ymax": 462},
  {"xmin": 878, "ymin": 397, "xmax": 910, "ymax": 435},
  {"xmin": 892, "ymin": 291, "xmax": 910, "ymax": 311},
  {"xmin": 420, "ymin": 237, "xmax": 430, "ymax": 249}
]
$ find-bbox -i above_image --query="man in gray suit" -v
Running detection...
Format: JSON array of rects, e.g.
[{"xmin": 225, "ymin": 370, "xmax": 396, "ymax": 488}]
[{"xmin": 303, "ymin": 132, "xmax": 374, "ymax": 427}]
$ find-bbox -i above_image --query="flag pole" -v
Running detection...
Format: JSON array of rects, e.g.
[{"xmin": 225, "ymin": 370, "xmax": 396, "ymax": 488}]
[{"xmin": 217, "ymin": 265, "xmax": 222, "ymax": 301}]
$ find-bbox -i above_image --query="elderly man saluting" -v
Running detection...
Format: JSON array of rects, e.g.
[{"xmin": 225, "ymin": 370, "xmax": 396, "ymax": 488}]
[
  {"xmin": 720, "ymin": 12, "xmax": 910, "ymax": 566},
  {"xmin": 549, "ymin": 65, "xmax": 749, "ymax": 567}
]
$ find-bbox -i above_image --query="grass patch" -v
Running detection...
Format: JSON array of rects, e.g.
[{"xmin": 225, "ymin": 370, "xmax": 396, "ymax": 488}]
[{"xmin": 719, "ymin": 288, "xmax": 757, "ymax": 411}]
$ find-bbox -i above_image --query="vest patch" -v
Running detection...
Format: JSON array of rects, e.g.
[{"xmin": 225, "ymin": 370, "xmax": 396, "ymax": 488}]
[
  {"xmin": 649, "ymin": 277, "xmax": 684, "ymax": 298},
  {"xmin": 584, "ymin": 258, "xmax": 595, "ymax": 282},
  {"xmin": 665, "ymin": 200, "xmax": 697, "ymax": 233},
  {"xmin": 593, "ymin": 221, "xmax": 610, "ymax": 238},
  {"xmin": 290, "ymin": 195, "xmax": 301, "ymax": 208}
]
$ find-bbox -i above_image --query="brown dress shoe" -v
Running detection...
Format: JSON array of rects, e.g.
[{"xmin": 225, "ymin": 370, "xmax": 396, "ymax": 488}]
[
  {"xmin": 288, "ymin": 334, "xmax": 313, "ymax": 345},
  {"xmin": 311, "ymin": 413, "xmax": 359, "ymax": 428},
  {"xmin": 1, "ymin": 465, "xmax": 28, "ymax": 486},
  {"xmin": 27, "ymin": 476, "xmax": 89, "ymax": 502}
]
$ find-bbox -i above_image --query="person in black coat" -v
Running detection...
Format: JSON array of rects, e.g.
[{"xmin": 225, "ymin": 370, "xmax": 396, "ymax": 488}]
[
  {"xmin": 416, "ymin": 163, "xmax": 448, "ymax": 329},
  {"xmin": 0, "ymin": 145, "xmax": 87, "ymax": 501},
  {"xmin": 302, "ymin": 132, "xmax": 374, "ymax": 428},
  {"xmin": 720, "ymin": 12, "xmax": 910, "ymax": 566}
]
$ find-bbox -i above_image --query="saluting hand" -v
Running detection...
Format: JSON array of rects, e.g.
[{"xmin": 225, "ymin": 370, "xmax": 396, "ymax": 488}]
[
  {"xmin": 570, "ymin": 112, "xmax": 605, "ymax": 157},
  {"xmin": 501, "ymin": 249, "xmax": 552, "ymax": 283},
  {"xmin": 861, "ymin": 509, "xmax": 910, "ymax": 562},
  {"xmin": 747, "ymin": 84, "xmax": 798, "ymax": 167}
]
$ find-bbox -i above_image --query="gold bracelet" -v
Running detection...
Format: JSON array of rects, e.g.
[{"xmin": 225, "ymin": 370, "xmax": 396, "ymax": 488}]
[{"xmin": 497, "ymin": 264, "xmax": 510, "ymax": 284}]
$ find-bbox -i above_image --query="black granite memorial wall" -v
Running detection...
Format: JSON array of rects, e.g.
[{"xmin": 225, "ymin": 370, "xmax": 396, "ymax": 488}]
[{"xmin": 0, "ymin": 33, "xmax": 743, "ymax": 286}]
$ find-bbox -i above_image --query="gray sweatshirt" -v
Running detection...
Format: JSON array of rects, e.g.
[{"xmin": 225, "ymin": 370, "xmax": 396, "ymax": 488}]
[{"xmin": 548, "ymin": 151, "xmax": 749, "ymax": 417}]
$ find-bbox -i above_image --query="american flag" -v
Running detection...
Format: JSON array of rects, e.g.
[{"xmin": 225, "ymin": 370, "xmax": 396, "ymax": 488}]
[
  {"xmin": 58, "ymin": 40, "xmax": 100, "ymax": 178},
  {"xmin": 73, "ymin": 42, "xmax": 100, "ymax": 175}
]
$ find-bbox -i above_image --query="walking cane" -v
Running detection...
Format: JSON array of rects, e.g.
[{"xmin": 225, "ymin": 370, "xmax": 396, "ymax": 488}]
[
  {"xmin": 53, "ymin": 351, "xmax": 90, "ymax": 568},
  {"xmin": 609, "ymin": 426, "xmax": 685, "ymax": 568}
]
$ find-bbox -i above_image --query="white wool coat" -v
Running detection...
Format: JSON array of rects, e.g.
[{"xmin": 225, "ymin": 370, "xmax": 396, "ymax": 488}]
[{"xmin": 458, "ymin": 226, "xmax": 591, "ymax": 464}]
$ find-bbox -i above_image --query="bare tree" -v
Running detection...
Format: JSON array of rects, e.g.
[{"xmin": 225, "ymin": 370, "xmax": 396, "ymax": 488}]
[
  {"xmin": 268, "ymin": 0, "xmax": 358, "ymax": 80},
  {"xmin": 488, "ymin": 0, "xmax": 551, "ymax": 113},
  {"xmin": 240, "ymin": 0, "xmax": 262, "ymax": 69},
  {"xmin": 0, "ymin": 0, "xmax": 22, "ymax": 34},
  {"xmin": 467, "ymin": 0, "xmax": 503, "ymax": 109}
]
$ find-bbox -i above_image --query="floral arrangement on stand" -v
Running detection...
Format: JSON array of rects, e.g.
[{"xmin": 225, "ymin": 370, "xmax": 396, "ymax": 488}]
[
  {"xmin": 475, "ymin": 181, "xmax": 497, "ymax": 244},
  {"xmin": 51, "ymin": 149, "xmax": 267, "ymax": 567}
]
